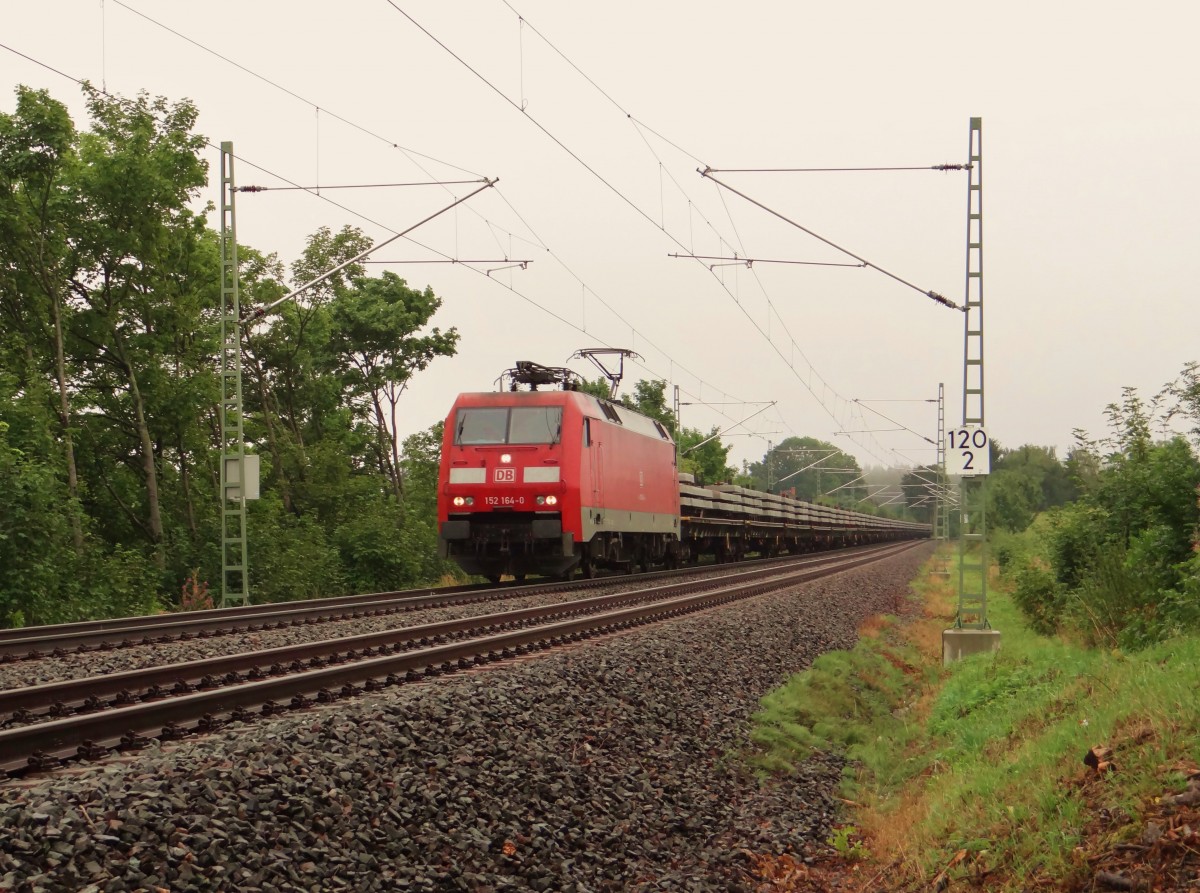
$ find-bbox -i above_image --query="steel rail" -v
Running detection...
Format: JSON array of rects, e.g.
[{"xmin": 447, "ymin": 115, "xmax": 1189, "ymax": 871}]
[
  {"xmin": 0, "ymin": 547, "xmax": 880, "ymax": 722},
  {"xmin": 0, "ymin": 545, "xmax": 892, "ymax": 661},
  {"xmin": 0, "ymin": 581, "xmax": 495, "ymax": 642},
  {"xmin": 0, "ymin": 543, "xmax": 918, "ymax": 775},
  {"xmin": 0, "ymin": 544, "xmax": 882, "ymax": 644}
]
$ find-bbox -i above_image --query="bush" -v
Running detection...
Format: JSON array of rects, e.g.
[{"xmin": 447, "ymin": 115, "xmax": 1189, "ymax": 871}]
[
  {"xmin": 1010, "ymin": 560, "xmax": 1066, "ymax": 636},
  {"xmin": 248, "ymin": 498, "xmax": 347, "ymax": 603},
  {"xmin": 991, "ymin": 528, "xmax": 1031, "ymax": 573},
  {"xmin": 333, "ymin": 501, "xmax": 423, "ymax": 593}
]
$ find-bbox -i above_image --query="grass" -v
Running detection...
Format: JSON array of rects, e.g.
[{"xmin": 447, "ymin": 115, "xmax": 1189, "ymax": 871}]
[{"xmin": 746, "ymin": 545, "xmax": 1200, "ymax": 890}]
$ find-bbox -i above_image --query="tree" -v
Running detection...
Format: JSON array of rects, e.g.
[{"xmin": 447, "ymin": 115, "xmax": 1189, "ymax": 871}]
[
  {"xmin": 0, "ymin": 87, "xmax": 85, "ymax": 548},
  {"xmin": 327, "ymin": 267, "xmax": 459, "ymax": 498},
  {"xmin": 900, "ymin": 465, "xmax": 940, "ymax": 524},
  {"xmin": 1162, "ymin": 360, "xmax": 1200, "ymax": 446},
  {"xmin": 619, "ymin": 379, "xmax": 676, "ymax": 434},
  {"xmin": 67, "ymin": 86, "xmax": 211, "ymax": 567},
  {"xmin": 1009, "ymin": 377, "xmax": 1200, "ymax": 646},
  {"xmin": 576, "ymin": 376, "xmax": 611, "ymax": 400},
  {"xmin": 0, "ymin": 82, "xmax": 484, "ymax": 623},
  {"xmin": 986, "ymin": 444, "xmax": 1076, "ymax": 532},
  {"xmin": 677, "ymin": 426, "xmax": 735, "ymax": 485},
  {"xmin": 745, "ymin": 437, "xmax": 860, "ymax": 502}
]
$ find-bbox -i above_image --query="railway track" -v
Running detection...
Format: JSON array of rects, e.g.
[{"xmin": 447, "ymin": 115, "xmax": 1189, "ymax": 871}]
[
  {"xmin": 0, "ymin": 542, "xmax": 915, "ymax": 777},
  {"xmin": 0, "ymin": 544, "xmax": 889, "ymax": 663}
]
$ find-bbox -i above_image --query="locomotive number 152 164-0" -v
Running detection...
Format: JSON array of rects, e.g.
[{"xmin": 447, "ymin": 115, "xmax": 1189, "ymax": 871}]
[{"xmin": 484, "ymin": 495, "xmax": 526, "ymax": 506}]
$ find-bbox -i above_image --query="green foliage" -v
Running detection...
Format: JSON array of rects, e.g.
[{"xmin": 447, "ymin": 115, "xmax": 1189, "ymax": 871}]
[
  {"xmin": 1000, "ymin": 373, "xmax": 1200, "ymax": 648},
  {"xmin": 677, "ymin": 426, "xmax": 735, "ymax": 484},
  {"xmin": 619, "ymin": 379, "xmax": 676, "ymax": 433},
  {"xmin": 576, "ymin": 376, "xmax": 611, "ymax": 400},
  {"xmin": 247, "ymin": 498, "xmax": 346, "ymax": 603},
  {"xmin": 747, "ymin": 436, "xmax": 861, "ymax": 505},
  {"xmin": 0, "ymin": 86, "xmax": 463, "ymax": 624},
  {"xmin": 1161, "ymin": 360, "xmax": 1200, "ymax": 445},
  {"xmin": 0, "ymin": 400, "xmax": 161, "ymax": 625},
  {"xmin": 827, "ymin": 826, "xmax": 868, "ymax": 861},
  {"xmin": 1010, "ymin": 560, "xmax": 1065, "ymax": 637}
]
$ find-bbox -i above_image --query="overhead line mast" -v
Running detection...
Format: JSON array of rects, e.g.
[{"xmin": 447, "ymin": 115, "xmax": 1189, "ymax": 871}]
[
  {"xmin": 943, "ymin": 117, "xmax": 1001, "ymax": 662},
  {"xmin": 217, "ymin": 141, "xmax": 496, "ymax": 607},
  {"xmin": 218, "ymin": 143, "xmax": 250, "ymax": 608}
]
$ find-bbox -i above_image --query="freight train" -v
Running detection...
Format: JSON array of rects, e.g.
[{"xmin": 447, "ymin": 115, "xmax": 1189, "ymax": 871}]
[{"xmin": 436, "ymin": 361, "xmax": 929, "ymax": 582}]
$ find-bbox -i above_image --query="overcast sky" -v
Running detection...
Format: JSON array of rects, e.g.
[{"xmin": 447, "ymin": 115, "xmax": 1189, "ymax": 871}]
[{"xmin": 4, "ymin": 0, "xmax": 1198, "ymax": 472}]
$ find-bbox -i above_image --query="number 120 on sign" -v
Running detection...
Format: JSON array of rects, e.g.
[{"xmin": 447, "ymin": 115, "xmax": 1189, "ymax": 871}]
[{"xmin": 946, "ymin": 427, "xmax": 990, "ymax": 476}]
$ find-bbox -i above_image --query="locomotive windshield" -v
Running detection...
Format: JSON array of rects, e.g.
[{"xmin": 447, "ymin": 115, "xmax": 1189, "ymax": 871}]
[{"xmin": 455, "ymin": 407, "xmax": 563, "ymax": 445}]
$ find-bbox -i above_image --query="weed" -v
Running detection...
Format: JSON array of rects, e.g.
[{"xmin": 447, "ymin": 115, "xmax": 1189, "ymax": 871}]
[
  {"xmin": 827, "ymin": 824, "xmax": 869, "ymax": 861},
  {"xmin": 180, "ymin": 569, "xmax": 213, "ymax": 612}
]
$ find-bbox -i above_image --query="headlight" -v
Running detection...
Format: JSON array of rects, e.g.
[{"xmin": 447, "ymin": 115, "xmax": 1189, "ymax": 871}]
[
  {"xmin": 545, "ymin": 495, "xmax": 558, "ymax": 506},
  {"xmin": 500, "ymin": 453, "xmax": 512, "ymax": 464},
  {"xmin": 452, "ymin": 496, "xmax": 475, "ymax": 507}
]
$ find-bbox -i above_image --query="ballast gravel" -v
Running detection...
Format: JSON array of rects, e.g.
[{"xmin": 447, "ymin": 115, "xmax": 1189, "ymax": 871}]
[
  {"xmin": 0, "ymin": 558, "xmax": 847, "ymax": 691},
  {"xmin": 0, "ymin": 543, "xmax": 932, "ymax": 892}
]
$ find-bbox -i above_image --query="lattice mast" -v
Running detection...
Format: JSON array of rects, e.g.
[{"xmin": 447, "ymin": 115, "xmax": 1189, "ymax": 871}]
[
  {"xmin": 957, "ymin": 118, "xmax": 988, "ymax": 627},
  {"xmin": 935, "ymin": 382, "xmax": 949, "ymax": 540},
  {"xmin": 219, "ymin": 143, "xmax": 249, "ymax": 608}
]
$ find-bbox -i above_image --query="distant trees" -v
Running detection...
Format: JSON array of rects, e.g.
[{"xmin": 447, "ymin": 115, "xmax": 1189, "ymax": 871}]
[
  {"xmin": 986, "ymin": 444, "xmax": 1077, "ymax": 532},
  {"xmin": 742, "ymin": 437, "xmax": 861, "ymax": 506}
]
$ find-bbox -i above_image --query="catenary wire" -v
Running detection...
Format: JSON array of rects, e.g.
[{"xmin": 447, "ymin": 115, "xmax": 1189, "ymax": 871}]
[
  {"xmin": 382, "ymin": 4, "xmax": 915, "ymax": 466},
  {"xmin": 706, "ymin": 165, "xmax": 970, "ymax": 173},
  {"xmin": 493, "ymin": 1, "xmax": 947, "ymax": 461},
  {"xmin": 0, "ymin": 38, "xmax": 873, "ymax": 467},
  {"xmin": 88, "ymin": 4, "xmax": 767, "ymax": 434},
  {"xmin": 109, "ymin": 0, "xmax": 483, "ymax": 178},
  {"xmin": 486, "ymin": 2, "xmax": 936, "ymax": 464},
  {"xmin": 1, "ymin": 40, "xmax": 785, "ymax": 447}
]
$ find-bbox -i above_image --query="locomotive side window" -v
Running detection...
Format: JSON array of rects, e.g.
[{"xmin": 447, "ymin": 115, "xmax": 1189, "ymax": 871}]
[
  {"xmin": 509, "ymin": 407, "xmax": 563, "ymax": 444},
  {"xmin": 455, "ymin": 408, "xmax": 509, "ymax": 445},
  {"xmin": 583, "ymin": 418, "xmax": 592, "ymax": 446}
]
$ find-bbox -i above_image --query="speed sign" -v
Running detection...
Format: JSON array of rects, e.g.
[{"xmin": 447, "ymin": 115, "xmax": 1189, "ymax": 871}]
[{"xmin": 946, "ymin": 426, "xmax": 990, "ymax": 476}]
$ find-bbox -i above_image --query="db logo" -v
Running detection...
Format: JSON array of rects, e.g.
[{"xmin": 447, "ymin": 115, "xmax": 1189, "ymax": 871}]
[{"xmin": 494, "ymin": 468, "xmax": 516, "ymax": 483}]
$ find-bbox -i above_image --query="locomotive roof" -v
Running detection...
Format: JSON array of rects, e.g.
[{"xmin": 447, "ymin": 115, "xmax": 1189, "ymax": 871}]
[{"xmin": 452, "ymin": 390, "xmax": 673, "ymax": 443}]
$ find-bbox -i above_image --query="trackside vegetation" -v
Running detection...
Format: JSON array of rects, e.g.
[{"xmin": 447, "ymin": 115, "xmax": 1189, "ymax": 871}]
[
  {"xmin": 749, "ymin": 554, "xmax": 1200, "ymax": 890},
  {"xmin": 748, "ymin": 369, "xmax": 1200, "ymax": 890},
  {"xmin": 0, "ymin": 84, "xmax": 466, "ymax": 625}
]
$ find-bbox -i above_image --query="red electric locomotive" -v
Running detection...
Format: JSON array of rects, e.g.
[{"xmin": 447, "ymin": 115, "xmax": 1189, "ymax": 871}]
[{"xmin": 437, "ymin": 362, "xmax": 680, "ymax": 582}]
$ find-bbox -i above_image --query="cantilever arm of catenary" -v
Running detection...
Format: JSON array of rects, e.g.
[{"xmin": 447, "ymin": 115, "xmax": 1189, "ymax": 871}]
[
  {"xmin": 682, "ymin": 402, "xmax": 776, "ymax": 455},
  {"xmin": 697, "ymin": 168, "xmax": 964, "ymax": 313},
  {"xmin": 244, "ymin": 179, "xmax": 497, "ymax": 324}
]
